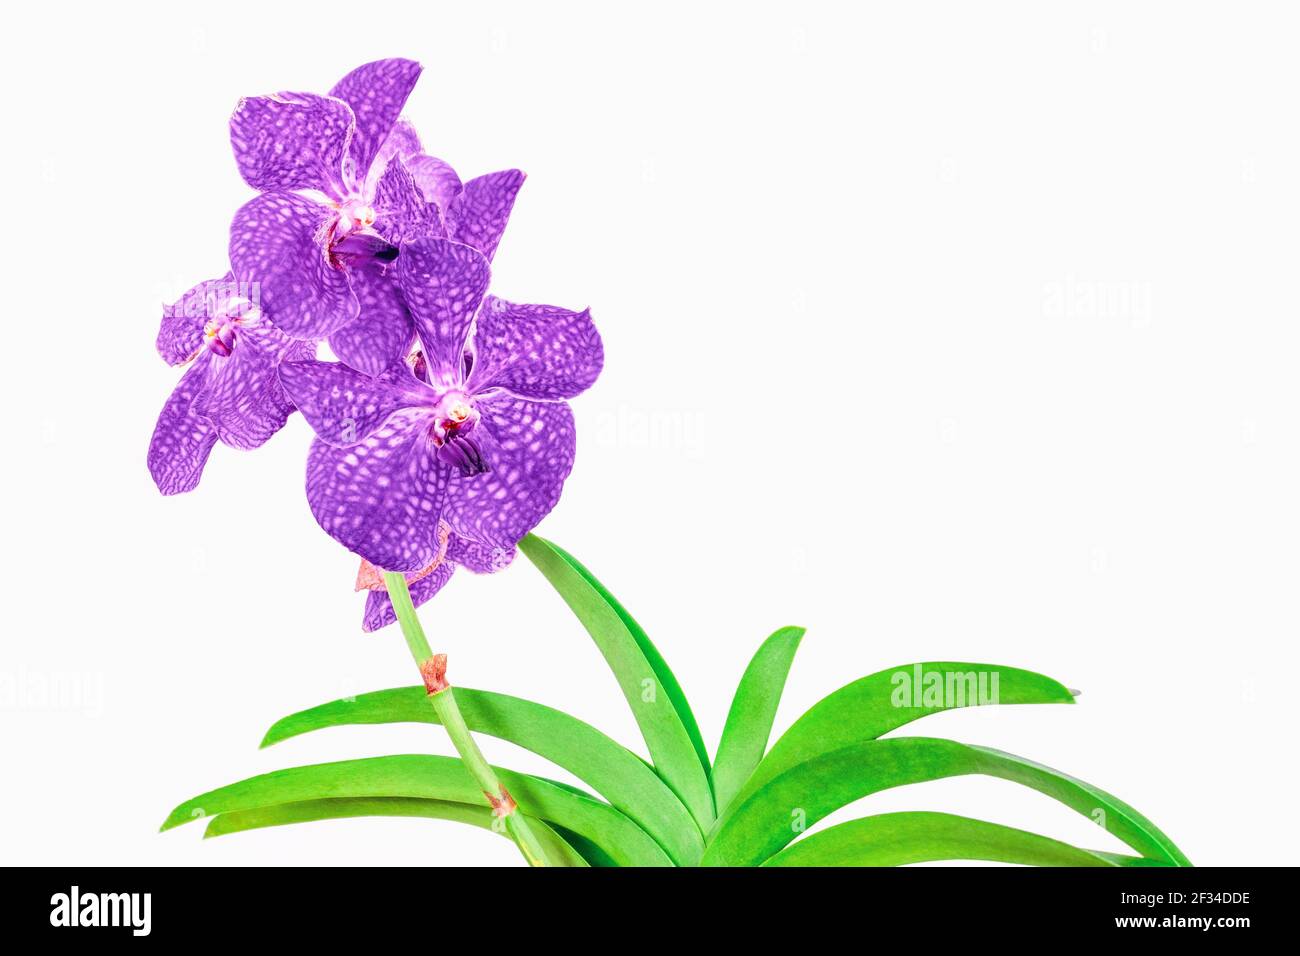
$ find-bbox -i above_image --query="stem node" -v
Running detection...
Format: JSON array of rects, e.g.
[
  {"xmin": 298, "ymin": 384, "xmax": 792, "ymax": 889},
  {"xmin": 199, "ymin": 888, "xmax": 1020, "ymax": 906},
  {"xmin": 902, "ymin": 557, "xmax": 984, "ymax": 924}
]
[
  {"xmin": 485, "ymin": 784, "xmax": 519, "ymax": 818},
  {"xmin": 420, "ymin": 654, "xmax": 450, "ymax": 695},
  {"xmin": 381, "ymin": 569, "xmax": 558, "ymax": 866}
]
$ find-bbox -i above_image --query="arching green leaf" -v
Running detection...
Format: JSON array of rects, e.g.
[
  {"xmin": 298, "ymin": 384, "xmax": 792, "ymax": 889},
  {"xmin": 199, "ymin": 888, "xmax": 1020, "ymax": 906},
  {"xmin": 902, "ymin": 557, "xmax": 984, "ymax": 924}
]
[
  {"xmin": 204, "ymin": 796, "xmax": 589, "ymax": 866},
  {"xmin": 163, "ymin": 754, "xmax": 673, "ymax": 867},
  {"xmin": 738, "ymin": 662, "xmax": 1074, "ymax": 804},
  {"xmin": 519, "ymin": 534, "xmax": 714, "ymax": 828},
  {"xmin": 702, "ymin": 737, "xmax": 1190, "ymax": 867},
  {"xmin": 763, "ymin": 811, "xmax": 1130, "ymax": 867},
  {"xmin": 262, "ymin": 685, "xmax": 701, "ymax": 865},
  {"xmin": 711, "ymin": 626, "xmax": 804, "ymax": 816}
]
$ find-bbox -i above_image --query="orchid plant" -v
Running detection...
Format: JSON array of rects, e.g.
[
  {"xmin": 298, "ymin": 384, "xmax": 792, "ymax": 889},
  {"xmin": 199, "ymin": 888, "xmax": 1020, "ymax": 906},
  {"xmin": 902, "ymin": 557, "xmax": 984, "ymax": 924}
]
[{"xmin": 152, "ymin": 59, "xmax": 1190, "ymax": 867}]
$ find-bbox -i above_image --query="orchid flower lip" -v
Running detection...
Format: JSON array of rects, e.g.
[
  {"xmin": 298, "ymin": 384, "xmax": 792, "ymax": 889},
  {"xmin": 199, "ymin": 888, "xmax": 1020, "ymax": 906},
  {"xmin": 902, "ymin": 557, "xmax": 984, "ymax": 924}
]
[
  {"xmin": 321, "ymin": 196, "xmax": 385, "ymax": 272},
  {"xmin": 198, "ymin": 295, "xmax": 263, "ymax": 358},
  {"xmin": 436, "ymin": 430, "xmax": 488, "ymax": 476},
  {"xmin": 407, "ymin": 388, "xmax": 486, "ymax": 476}
]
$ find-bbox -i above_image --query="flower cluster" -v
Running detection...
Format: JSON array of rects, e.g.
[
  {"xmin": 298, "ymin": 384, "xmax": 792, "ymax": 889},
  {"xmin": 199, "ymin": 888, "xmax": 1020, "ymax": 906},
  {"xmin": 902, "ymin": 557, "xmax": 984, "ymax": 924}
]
[{"xmin": 148, "ymin": 59, "xmax": 602, "ymax": 630}]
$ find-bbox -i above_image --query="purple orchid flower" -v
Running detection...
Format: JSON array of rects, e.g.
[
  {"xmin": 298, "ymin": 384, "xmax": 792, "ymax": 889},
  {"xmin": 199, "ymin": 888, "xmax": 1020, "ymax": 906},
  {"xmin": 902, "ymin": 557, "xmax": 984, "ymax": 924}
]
[
  {"xmin": 394, "ymin": 147, "xmax": 527, "ymax": 265},
  {"xmin": 226, "ymin": 59, "xmax": 426, "ymax": 346},
  {"xmin": 278, "ymin": 236, "xmax": 602, "ymax": 592},
  {"xmin": 148, "ymin": 275, "xmax": 313, "ymax": 494},
  {"xmin": 227, "ymin": 59, "xmax": 527, "ymax": 382},
  {"xmin": 346, "ymin": 111, "xmax": 526, "ymax": 266},
  {"xmin": 227, "ymin": 59, "xmax": 529, "ymax": 380}
]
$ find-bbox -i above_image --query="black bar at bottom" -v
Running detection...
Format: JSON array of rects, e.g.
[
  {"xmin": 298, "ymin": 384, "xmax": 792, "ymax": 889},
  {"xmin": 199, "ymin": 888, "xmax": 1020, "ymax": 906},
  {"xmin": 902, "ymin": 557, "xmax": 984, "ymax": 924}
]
[{"xmin": 6, "ymin": 865, "xmax": 1281, "ymax": 942}]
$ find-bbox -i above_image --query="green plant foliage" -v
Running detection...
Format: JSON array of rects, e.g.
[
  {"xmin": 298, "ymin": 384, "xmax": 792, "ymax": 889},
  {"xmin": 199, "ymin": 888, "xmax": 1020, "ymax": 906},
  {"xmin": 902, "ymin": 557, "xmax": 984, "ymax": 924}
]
[
  {"xmin": 165, "ymin": 536, "xmax": 1191, "ymax": 867},
  {"xmin": 701, "ymin": 738, "xmax": 1188, "ymax": 866},
  {"xmin": 163, "ymin": 754, "xmax": 672, "ymax": 866},
  {"xmin": 761, "ymin": 812, "xmax": 1160, "ymax": 867},
  {"xmin": 203, "ymin": 797, "xmax": 590, "ymax": 866},
  {"xmin": 261, "ymin": 685, "xmax": 702, "ymax": 865},
  {"xmin": 711, "ymin": 626, "xmax": 804, "ymax": 817},
  {"xmin": 516, "ymin": 534, "xmax": 715, "ymax": 828},
  {"xmin": 738, "ymin": 662, "xmax": 1077, "ymax": 804}
]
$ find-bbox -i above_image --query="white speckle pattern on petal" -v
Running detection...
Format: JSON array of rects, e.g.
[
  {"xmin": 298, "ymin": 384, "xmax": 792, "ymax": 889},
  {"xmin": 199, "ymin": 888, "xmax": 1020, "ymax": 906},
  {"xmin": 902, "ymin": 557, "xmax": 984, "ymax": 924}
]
[
  {"xmin": 193, "ymin": 323, "xmax": 300, "ymax": 450},
  {"xmin": 280, "ymin": 359, "xmax": 427, "ymax": 446},
  {"xmin": 446, "ymin": 169, "xmax": 525, "ymax": 262},
  {"xmin": 444, "ymin": 397, "xmax": 576, "ymax": 549},
  {"xmin": 365, "ymin": 119, "xmax": 424, "ymax": 195},
  {"xmin": 328, "ymin": 59, "xmax": 422, "ymax": 188},
  {"xmin": 406, "ymin": 154, "xmax": 462, "ymax": 213},
  {"xmin": 229, "ymin": 92, "xmax": 353, "ymax": 195},
  {"xmin": 327, "ymin": 258, "xmax": 414, "ymax": 377},
  {"xmin": 374, "ymin": 157, "xmax": 444, "ymax": 245},
  {"xmin": 229, "ymin": 191, "xmax": 359, "ymax": 340},
  {"xmin": 397, "ymin": 238, "xmax": 491, "ymax": 380},
  {"xmin": 447, "ymin": 533, "xmax": 516, "ymax": 574},
  {"xmin": 148, "ymin": 359, "xmax": 219, "ymax": 495},
  {"xmin": 468, "ymin": 296, "xmax": 603, "ymax": 400},
  {"xmin": 305, "ymin": 410, "xmax": 450, "ymax": 572}
]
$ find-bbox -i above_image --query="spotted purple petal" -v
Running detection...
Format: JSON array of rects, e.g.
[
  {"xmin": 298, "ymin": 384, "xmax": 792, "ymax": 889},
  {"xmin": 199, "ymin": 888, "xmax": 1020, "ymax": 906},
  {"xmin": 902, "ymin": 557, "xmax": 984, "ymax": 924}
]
[
  {"xmin": 364, "ymin": 120, "xmax": 424, "ymax": 195},
  {"xmin": 193, "ymin": 326, "xmax": 297, "ymax": 450},
  {"xmin": 380, "ymin": 119, "xmax": 423, "ymax": 161},
  {"xmin": 229, "ymin": 191, "xmax": 360, "ymax": 340},
  {"xmin": 397, "ymin": 238, "xmax": 491, "ymax": 383},
  {"xmin": 447, "ymin": 169, "xmax": 525, "ymax": 262},
  {"xmin": 374, "ymin": 157, "xmax": 445, "ymax": 245},
  {"xmin": 229, "ymin": 92, "xmax": 353, "ymax": 196},
  {"xmin": 407, "ymin": 154, "xmax": 462, "ymax": 213},
  {"xmin": 157, "ymin": 274, "xmax": 236, "ymax": 366},
  {"xmin": 329, "ymin": 59, "xmax": 423, "ymax": 189},
  {"xmin": 443, "ymin": 397, "xmax": 576, "ymax": 549},
  {"xmin": 306, "ymin": 410, "xmax": 450, "ymax": 572},
  {"xmin": 447, "ymin": 533, "xmax": 516, "ymax": 574},
  {"xmin": 280, "ymin": 359, "xmax": 426, "ymax": 446},
  {"xmin": 148, "ymin": 359, "xmax": 218, "ymax": 495},
  {"xmin": 327, "ymin": 259, "xmax": 414, "ymax": 377},
  {"xmin": 468, "ymin": 296, "xmax": 603, "ymax": 400},
  {"xmin": 362, "ymin": 560, "xmax": 456, "ymax": 632},
  {"xmin": 283, "ymin": 338, "xmax": 319, "ymax": 365}
]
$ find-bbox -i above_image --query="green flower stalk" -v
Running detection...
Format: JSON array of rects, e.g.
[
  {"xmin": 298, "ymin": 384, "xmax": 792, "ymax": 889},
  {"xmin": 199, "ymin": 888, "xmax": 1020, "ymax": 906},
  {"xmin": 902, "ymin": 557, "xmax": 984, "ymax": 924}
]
[{"xmin": 382, "ymin": 570, "xmax": 560, "ymax": 868}]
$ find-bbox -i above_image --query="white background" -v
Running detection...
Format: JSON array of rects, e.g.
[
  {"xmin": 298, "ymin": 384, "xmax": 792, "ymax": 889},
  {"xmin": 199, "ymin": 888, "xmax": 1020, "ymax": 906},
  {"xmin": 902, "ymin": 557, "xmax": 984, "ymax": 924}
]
[{"xmin": 2, "ymin": 0, "xmax": 1295, "ymax": 866}]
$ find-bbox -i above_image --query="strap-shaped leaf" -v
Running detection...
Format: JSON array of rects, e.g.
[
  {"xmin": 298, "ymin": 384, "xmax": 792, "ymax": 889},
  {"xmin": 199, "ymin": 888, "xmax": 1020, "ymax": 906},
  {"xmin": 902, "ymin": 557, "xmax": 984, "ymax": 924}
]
[
  {"xmin": 546, "ymin": 539, "xmax": 711, "ymax": 773},
  {"xmin": 519, "ymin": 534, "xmax": 714, "ymax": 828},
  {"xmin": 969, "ymin": 745, "xmax": 1191, "ymax": 866},
  {"xmin": 162, "ymin": 754, "xmax": 673, "ymax": 867},
  {"xmin": 762, "ymin": 811, "xmax": 1143, "ymax": 867},
  {"xmin": 710, "ymin": 627, "xmax": 804, "ymax": 816},
  {"xmin": 546, "ymin": 824, "xmax": 621, "ymax": 867},
  {"xmin": 204, "ymin": 796, "xmax": 590, "ymax": 866},
  {"xmin": 261, "ymin": 685, "xmax": 703, "ymax": 865},
  {"xmin": 702, "ymin": 737, "xmax": 1190, "ymax": 867},
  {"xmin": 738, "ymin": 662, "xmax": 1074, "ymax": 804}
]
